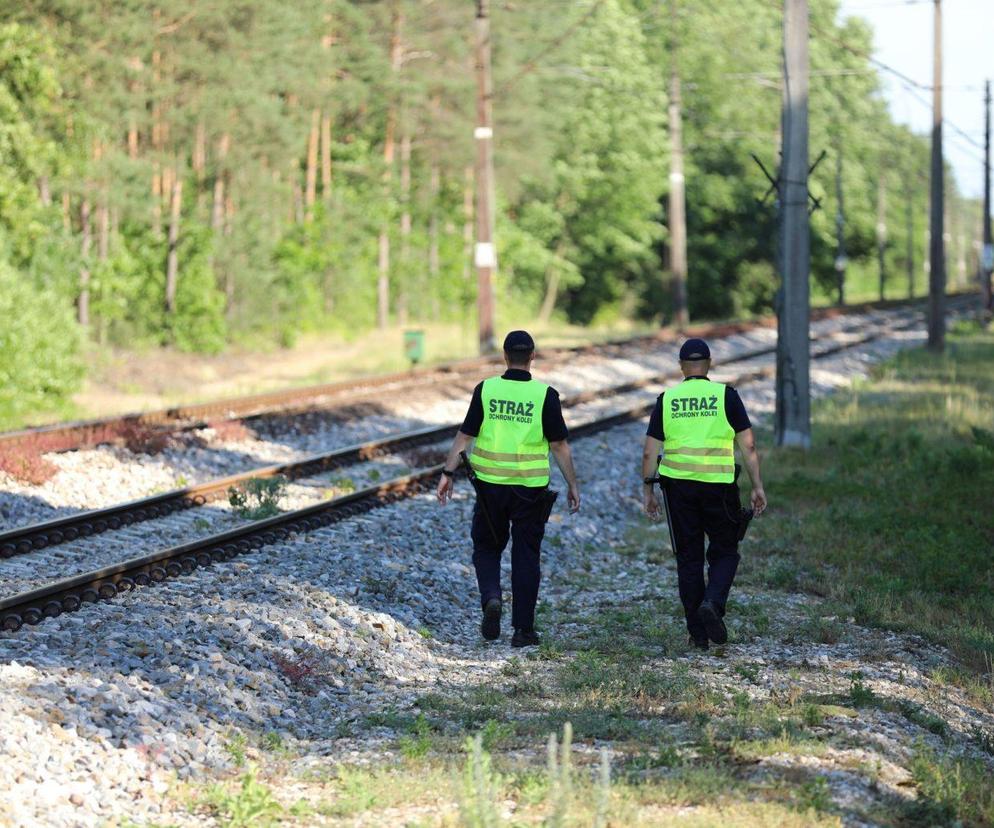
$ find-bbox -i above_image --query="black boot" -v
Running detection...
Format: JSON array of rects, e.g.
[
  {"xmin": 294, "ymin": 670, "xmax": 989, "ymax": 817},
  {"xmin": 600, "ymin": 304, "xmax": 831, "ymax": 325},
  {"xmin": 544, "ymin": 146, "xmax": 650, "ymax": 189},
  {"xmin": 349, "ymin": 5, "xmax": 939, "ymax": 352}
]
[
  {"xmin": 481, "ymin": 598, "xmax": 502, "ymax": 641},
  {"xmin": 696, "ymin": 600, "xmax": 728, "ymax": 645},
  {"xmin": 511, "ymin": 628, "xmax": 540, "ymax": 648}
]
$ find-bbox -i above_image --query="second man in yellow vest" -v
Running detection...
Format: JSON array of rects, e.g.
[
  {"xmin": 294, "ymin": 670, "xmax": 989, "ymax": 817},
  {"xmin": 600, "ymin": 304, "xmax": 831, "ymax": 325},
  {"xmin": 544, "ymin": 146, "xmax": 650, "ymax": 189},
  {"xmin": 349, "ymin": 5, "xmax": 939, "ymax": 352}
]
[
  {"xmin": 437, "ymin": 330, "xmax": 580, "ymax": 647},
  {"xmin": 642, "ymin": 338, "xmax": 767, "ymax": 650}
]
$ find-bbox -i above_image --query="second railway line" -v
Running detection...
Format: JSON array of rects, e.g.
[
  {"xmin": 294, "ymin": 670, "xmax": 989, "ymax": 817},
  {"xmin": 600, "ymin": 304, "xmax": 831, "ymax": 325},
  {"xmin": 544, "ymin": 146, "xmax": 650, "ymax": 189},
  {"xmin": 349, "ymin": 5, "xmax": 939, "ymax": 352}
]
[
  {"xmin": 0, "ymin": 299, "xmax": 964, "ymax": 630},
  {"xmin": 0, "ymin": 298, "xmax": 942, "ymax": 537}
]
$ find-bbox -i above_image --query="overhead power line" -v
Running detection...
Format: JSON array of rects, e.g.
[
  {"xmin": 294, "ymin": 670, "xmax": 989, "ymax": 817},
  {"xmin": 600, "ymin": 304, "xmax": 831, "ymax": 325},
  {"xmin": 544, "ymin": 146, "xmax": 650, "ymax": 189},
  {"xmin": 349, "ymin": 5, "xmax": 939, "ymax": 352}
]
[{"xmin": 786, "ymin": 3, "xmax": 987, "ymax": 163}]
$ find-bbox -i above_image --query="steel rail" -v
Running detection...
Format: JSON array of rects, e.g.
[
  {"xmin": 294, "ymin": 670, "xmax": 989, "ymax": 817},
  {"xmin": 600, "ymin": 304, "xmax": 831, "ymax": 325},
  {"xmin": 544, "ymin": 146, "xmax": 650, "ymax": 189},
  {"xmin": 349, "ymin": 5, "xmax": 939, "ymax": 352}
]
[
  {"xmin": 0, "ymin": 303, "xmax": 957, "ymax": 634},
  {"xmin": 0, "ymin": 293, "xmax": 967, "ymax": 457},
  {"xmin": 0, "ymin": 304, "xmax": 921, "ymax": 560}
]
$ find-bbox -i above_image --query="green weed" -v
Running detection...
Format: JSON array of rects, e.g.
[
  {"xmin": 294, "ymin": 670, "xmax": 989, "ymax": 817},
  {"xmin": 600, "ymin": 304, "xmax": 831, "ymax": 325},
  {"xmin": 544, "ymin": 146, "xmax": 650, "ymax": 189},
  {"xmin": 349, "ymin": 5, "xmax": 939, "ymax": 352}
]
[
  {"xmin": 202, "ymin": 766, "xmax": 283, "ymax": 828},
  {"xmin": 398, "ymin": 713, "xmax": 435, "ymax": 759},
  {"xmin": 907, "ymin": 742, "xmax": 994, "ymax": 825},
  {"xmin": 847, "ymin": 672, "xmax": 876, "ymax": 707},
  {"xmin": 459, "ymin": 733, "xmax": 503, "ymax": 828},
  {"xmin": 795, "ymin": 776, "xmax": 832, "ymax": 813},
  {"xmin": 224, "ymin": 731, "xmax": 248, "ymax": 768},
  {"xmin": 227, "ymin": 476, "xmax": 287, "ymax": 520}
]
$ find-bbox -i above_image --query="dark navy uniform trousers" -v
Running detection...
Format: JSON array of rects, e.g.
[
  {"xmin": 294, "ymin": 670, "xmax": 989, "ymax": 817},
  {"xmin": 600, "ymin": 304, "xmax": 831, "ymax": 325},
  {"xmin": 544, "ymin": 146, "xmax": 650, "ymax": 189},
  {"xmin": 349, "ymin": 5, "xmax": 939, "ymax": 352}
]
[
  {"xmin": 661, "ymin": 477, "xmax": 742, "ymax": 640},
  {"xmin": 471, "ymin": 480, "xmax": 547, "ymax": 631}
]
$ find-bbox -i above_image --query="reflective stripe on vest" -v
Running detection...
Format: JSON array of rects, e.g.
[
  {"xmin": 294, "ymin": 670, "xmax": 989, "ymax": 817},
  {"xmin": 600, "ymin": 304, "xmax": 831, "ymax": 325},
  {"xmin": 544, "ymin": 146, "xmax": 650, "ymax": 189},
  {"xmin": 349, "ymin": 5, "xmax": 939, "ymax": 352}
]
[
  {"xmin": 471, "ymin": 377, "xmax": 550, "ymax": 487},
  {"xmin": 659, "ymin": 379, "xmax": 735, "ymax": 483}
]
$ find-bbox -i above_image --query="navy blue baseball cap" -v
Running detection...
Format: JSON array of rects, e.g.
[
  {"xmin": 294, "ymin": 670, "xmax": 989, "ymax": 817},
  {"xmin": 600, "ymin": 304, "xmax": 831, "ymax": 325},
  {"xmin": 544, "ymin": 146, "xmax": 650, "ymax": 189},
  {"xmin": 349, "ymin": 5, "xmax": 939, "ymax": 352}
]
[
  {"xmin": 503, "ymin": 330, "xmax": 535, "ymax": 352},
  {"xmin": 679, "ymin": 338, "xmax": 711, "ymax": 361}
]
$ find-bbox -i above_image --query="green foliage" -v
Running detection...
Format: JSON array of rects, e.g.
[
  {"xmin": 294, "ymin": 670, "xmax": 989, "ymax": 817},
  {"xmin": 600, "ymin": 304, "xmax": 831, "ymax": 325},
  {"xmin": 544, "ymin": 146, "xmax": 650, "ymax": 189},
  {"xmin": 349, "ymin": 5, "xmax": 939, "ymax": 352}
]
[
  {"xmin": 459, "ymin": 733, "xmax": 503, "ymax": 828},
  {"xmin": 227, "ymin": 476, "xmax": 287, "ymax": 520},
  {"xmin": 753, "ymin": 329, "xmax": 994, "ymax": 670},
  {"xmin": 0, "ymin": 260, "xmax": 83, "ymax": 426},
  {"xmin": 0, "ymin": 0, "xmax": 984, "ymax": 424},
  {"xmin": 224, "ymin": 731, "xmax": 248, "ymax": 768},
  {"xmin": 203, "ymin": 765, "xmax": 283, "ymax": 828},
  {"xmin": 168, "ymin": 227, "xmax": 228, "ymax": 353},
  {"xmin": 908, "ymin": 743, "xmax": 994, "ymax": 826},
  {"xmin": 0, "ymin": 22, "xmax": 61, "ymax": 264},
  {"xmin": 397, "ymin": 713, "xmax": 435, "ymax": 760}
]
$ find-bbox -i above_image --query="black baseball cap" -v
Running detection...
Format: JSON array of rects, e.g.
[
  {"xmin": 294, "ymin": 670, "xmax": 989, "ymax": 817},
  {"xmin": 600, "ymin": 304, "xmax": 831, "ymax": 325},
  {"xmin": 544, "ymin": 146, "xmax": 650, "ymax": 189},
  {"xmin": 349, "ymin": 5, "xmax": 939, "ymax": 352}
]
[
  {"xmin": 679, "ymin": 338, "xmax": 711, "ymax": 361},
  {"xmin": 503, "ymin": 330, "xmax": 535, "ymax": 353}
]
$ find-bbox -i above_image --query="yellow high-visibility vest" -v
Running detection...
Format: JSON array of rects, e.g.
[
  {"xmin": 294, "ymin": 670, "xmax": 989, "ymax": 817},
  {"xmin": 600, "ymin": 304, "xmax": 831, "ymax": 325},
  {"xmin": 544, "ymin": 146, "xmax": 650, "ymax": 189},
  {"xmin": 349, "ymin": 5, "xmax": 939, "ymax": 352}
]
[
  {"xmin": 659, "ymin": 379, "xmax": 735, "ymax": 484},
  {"xmin": 471, "ymin": 377, "xmax": 550, "ymax": 487}
]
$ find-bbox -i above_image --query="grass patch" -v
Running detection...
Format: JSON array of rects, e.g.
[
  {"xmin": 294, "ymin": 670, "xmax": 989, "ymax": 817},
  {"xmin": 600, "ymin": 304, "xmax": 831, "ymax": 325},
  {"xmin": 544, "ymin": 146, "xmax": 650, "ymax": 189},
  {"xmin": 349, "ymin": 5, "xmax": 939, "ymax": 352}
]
[
  {"xmin": 751, "ymin": 328, "xmax": 994, "ymax": 669},
  {"xmin": 299, "ymin": 726, "xmax": 846, "ymax": 826},
  {"xmin": 227, "ymin": 476, "xmax": 287, "ymax": 520},
  {"xmin": 904, "ymin": 742, "xmax": 994, "ymax": 826},
  {"xmin": 200, "ymin": 766, "xmax": 292, "ymax": 827}
]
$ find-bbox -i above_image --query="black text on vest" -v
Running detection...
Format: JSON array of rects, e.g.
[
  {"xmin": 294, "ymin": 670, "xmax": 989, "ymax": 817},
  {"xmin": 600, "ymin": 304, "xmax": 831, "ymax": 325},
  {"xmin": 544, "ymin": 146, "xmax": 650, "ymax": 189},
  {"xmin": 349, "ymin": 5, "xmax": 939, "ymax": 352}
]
[
  {"xmin": 669, "ymin": 395, "xmax": 719, "ymax": 419},
  {"xmin": 489, "ymin": 399, "xmax": 536, "ymax": 423}
]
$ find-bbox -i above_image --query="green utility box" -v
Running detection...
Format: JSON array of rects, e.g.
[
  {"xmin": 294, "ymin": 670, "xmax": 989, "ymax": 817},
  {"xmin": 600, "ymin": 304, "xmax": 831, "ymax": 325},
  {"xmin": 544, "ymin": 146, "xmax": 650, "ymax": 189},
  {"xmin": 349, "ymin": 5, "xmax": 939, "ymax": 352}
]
[{"xmin": 404, "ymin": 329, "xmax": 425, "ymax": 365}]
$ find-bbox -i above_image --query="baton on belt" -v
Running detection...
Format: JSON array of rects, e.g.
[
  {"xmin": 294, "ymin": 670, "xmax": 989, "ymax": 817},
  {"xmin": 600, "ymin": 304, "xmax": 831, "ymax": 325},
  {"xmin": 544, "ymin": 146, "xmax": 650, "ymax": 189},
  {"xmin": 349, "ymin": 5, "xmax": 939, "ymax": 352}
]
[{"xmin": 459, "ymin": 450, "xmax": 501, "ymax": 547}]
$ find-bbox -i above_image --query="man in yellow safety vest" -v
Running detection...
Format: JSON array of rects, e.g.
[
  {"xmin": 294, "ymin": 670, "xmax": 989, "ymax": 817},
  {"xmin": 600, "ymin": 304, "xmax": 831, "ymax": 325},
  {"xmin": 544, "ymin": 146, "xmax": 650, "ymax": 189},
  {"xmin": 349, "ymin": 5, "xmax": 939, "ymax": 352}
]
[
  {"xmin": 437, "ymin": 330, "xmax": 581, "ymax": 647},
  {"xmin": 642, "ymin": 338, "xmax": 767, "ymax": 650}
]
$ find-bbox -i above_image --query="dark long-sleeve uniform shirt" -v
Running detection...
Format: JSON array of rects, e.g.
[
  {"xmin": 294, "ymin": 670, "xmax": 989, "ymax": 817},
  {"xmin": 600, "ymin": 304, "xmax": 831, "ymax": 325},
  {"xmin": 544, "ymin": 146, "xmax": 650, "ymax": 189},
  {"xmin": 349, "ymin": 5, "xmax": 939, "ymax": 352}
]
[
  {"xmin": 460, "ymin": 369, "xmax": 568, "ymax": 442},
  {"xmin": 646, "ymin": 376, "xmax": 752, "ymax": 441}
]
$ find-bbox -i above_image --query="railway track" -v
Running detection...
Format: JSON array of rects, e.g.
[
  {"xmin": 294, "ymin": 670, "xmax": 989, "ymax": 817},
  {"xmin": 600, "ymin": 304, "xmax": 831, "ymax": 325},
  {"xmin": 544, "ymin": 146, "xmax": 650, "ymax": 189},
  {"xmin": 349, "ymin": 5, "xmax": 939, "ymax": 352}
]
[
  {"xmin": 0, "ymin": 301, "xmax": 930, "ymax": 561},
  {"xmin": 0, "ymin": 300, "xmax": 963, "ymax": 634},
  {"xmin": 0, "ymin": 293, "xmax": 962, "ymax": 459}
]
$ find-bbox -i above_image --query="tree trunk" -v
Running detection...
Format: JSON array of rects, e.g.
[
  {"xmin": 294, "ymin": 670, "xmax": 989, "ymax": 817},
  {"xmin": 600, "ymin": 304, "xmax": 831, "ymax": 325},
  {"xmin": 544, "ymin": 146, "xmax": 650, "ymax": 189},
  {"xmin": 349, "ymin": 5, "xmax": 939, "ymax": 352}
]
[
  {"xmin": 162, "ymin": 166, "xmax": 174, "ymax": 209},
  {"xmin": 128, "ymin": 119, "xmax": 139, "ymax": 159},
  {"xmin": 876, "ymin": 173, "xmax": 887, "ymax": 301},
  {"xmin": 291, "ymin": 161, "xmax": 304, "ymax": 224},
  {"xmin": 224, "ymin": 186, "xmax": 236, "ymax": 311},
  {"xmin": 377, "ymin": 231, "xmax": 390, "ymax": 329},
  {"xmin": 61, "ymin": 192, "xmax": 71, "ymax": 232},
  {"xmin": 193, "ymin": 120, "xmax": 207, "ymax": 213},
  {"xmin": 398, "ymin": 131, "xmax": 412, "ymax": 323},
  {"xmin": 38, "ymin": 176, "xmax": 51, "ymax": 207},
  {"xmin": 212, "ymin": 133, "xmax": 230, "ymax": 233},
  {"xmin": 165, "ymin": 175, "xmax": 183, "ymax": 314},
  {"xmin": 321, "ymin": 111, "xmax": 332, "ymax": 194},
  {"xmin": 305, "ymin": 108, "xmax": 319, "ymax": 219},
  {"xmin": 151, "ymin": 25, "xmax": 163, "ymax": 236},
  {"xmin": 463, "ymin": 165, "xmax": 473, "ymax": 282},
  {"xmin": 152, "ymin": 163, "xmax": 162, "ymax": 236},
  {"xmin": 98, "ymin": 200, "xmax": 109, "ymax": 261},
  {"xmin": 538, "ymin": 267, "xmax": 561, "ymax": 324},
  {"xmin": 78, "ymin": 198, "xmax": 92, "ymax": 327},
  {"xmin": 428, "ymin": 162, "xmax": 441, "ymax": 320},
  {"xmin": 539, "ymin": 238, "xmax": 567, "ymax": 323},
  {"xmin": 378, "ymin": 1, "xmax": 402, "ymax": 329}
]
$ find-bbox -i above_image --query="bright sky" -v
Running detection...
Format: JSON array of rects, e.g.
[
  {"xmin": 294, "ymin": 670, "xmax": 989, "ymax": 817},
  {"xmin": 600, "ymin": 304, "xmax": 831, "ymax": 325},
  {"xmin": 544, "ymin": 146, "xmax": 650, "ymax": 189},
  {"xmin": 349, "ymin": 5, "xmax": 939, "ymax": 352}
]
[{"xmin": 836, "ymin": 0, "xmax": 993, "ymax": 200}]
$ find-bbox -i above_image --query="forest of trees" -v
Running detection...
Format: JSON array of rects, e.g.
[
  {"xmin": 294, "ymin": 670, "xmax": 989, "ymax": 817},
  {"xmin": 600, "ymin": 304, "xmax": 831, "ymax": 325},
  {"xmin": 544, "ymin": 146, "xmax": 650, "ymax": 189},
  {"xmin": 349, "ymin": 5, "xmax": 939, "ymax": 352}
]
[{"xmin": 0, "ymin": 0, "xmax": 984, "ymax": 422}]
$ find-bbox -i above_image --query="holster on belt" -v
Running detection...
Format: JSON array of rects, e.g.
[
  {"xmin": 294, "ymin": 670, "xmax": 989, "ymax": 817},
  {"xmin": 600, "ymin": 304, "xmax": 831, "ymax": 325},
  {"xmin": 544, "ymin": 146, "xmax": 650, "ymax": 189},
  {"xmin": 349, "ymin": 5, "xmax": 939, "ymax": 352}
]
[
  {"xmin": 732, "ymin": 463, "xmax": 753, "ymax": 541},
  {"xmin": 539, "ymin": 489, "xmax": 559, "ymax": 523}
]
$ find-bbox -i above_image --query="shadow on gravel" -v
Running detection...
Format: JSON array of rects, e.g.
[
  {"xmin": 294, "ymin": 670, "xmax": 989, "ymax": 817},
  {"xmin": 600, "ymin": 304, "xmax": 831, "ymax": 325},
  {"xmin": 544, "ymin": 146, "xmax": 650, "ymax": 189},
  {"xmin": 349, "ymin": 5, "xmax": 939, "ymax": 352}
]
[{"xmin": 0, "ymin": 491, "xmax": 89, "ymax": 534}]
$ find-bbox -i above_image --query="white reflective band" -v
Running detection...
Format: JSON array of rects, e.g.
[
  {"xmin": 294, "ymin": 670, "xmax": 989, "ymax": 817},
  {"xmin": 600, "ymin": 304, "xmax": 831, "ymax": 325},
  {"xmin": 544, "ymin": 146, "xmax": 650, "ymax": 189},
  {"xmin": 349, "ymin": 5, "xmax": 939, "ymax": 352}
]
[
  {"xmin": 474, "ymin": 126, "xmax": 493, "ymax": 139},
  {"xmin": 669, "ymin": 172, "xmax": 685, "ymax": 183},
  {"xmin": 475, "ymin": 242, "xmax": 497, "ymax": 268}
]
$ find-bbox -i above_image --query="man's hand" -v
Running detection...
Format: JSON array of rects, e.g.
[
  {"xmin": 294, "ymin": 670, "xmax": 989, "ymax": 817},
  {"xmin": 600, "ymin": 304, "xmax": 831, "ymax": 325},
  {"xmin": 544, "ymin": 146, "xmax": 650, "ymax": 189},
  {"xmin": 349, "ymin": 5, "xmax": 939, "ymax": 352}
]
[
  {"xmin": 643, "ymin": 486, "xmax": 661, "ymax": 520},
  {"xmin": 436, "ymin": 474, "xmax": 454, "ymax": 505},
  {"xmin": 750, "ymin": 486, "xmax": 767, "ymax": 516},
  {"xmin": 567, "ymin": 483, "xmax": 580, "ymax": 513}
]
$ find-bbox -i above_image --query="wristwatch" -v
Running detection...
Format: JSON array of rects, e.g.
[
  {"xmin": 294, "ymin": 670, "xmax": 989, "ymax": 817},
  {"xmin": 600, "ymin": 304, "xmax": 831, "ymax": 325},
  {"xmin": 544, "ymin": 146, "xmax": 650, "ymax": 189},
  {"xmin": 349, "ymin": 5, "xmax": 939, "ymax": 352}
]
[{"xmin": 441, "ymin": 468, "xmax": 456, "ymax": 478}]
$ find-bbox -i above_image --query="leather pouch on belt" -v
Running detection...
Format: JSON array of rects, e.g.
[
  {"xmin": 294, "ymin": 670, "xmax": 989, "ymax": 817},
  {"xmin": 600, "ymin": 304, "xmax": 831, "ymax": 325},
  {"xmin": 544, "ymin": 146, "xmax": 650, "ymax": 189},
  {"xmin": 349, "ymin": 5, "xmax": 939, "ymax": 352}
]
[
  {"xmin": 540, "ymin": 490, "xmax": 559, "ymax": 523},
  {"xmin": 736, "ymin": 508, "xmax": 754, "ymax": 542}
]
